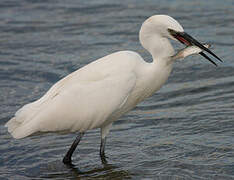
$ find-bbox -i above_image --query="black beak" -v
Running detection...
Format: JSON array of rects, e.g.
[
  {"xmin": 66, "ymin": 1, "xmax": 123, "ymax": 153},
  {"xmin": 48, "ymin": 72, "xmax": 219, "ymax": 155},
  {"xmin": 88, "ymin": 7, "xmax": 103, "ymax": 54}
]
[{"xmin": 168, "ymin": 29, "xmax": 223, "ymax": 66}]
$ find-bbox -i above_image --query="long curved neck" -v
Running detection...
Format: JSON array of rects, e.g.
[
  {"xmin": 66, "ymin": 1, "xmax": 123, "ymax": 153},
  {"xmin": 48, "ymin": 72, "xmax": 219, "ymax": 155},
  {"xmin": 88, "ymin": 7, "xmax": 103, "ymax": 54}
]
[
  {"xmin": 139, "ymin": 32, "xmax": 174, "ymax": 98},
  {"xmin": 139, "ymin": 19, "xmax": 175, "ymax": 63}
]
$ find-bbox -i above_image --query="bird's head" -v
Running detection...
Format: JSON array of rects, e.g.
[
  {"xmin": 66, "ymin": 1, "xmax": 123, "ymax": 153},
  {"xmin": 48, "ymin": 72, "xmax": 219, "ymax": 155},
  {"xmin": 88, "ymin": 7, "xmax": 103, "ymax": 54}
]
[{"xmin": 140, "ymin": 15, "xmax": 222, "ymax": 65}]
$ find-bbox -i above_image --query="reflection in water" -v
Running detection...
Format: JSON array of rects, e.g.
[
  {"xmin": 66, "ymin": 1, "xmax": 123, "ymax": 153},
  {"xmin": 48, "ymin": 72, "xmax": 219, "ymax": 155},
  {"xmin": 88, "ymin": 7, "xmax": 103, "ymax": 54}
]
[{"xmin": 39, "ymin": 161, "xmax": 131, "ymax": 179}]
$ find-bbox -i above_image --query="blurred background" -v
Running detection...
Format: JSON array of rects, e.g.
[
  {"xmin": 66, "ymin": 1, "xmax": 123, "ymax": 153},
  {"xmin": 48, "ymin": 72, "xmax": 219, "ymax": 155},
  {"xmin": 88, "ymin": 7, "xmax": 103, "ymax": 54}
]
[{"xmin": 0, "ymin": 0, "xmax": 233, "ymax": 179}]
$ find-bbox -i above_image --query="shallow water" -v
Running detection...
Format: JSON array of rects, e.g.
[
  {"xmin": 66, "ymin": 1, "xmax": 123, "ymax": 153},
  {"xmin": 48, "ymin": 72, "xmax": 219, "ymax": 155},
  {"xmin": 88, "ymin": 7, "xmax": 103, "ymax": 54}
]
[{"xmin": 0, "ymin": 0, "xmax": 234, "ymax": 179}]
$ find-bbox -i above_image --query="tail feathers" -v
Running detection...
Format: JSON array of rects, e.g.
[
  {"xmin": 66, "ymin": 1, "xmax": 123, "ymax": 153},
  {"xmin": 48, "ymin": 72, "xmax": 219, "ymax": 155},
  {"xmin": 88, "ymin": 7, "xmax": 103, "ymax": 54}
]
[
  {"xmin": 6, "ymin": 89, "xmax": 53, "ymax": 139},
  {"xmin": 5, "ymin": 117, "xmax": 37, "ymax": 139},
  {"xmin": 5, "ymin": 117, "xmax": 21, "ymax": 133},
  {"xmin": 5, "ymin": 97, "xmax": 47, "ymax": 139},
  {"xmin": 14, "ymin": 102, "xmax": 39, "ymax": 123}
]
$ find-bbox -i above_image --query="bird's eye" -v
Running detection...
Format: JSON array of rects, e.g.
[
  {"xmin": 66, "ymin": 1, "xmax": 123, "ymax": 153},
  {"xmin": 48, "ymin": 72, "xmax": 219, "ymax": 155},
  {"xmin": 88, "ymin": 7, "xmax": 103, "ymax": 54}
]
[{"xmin": 168, "ymin": 28, "xmax": 177, "ymax": 36}]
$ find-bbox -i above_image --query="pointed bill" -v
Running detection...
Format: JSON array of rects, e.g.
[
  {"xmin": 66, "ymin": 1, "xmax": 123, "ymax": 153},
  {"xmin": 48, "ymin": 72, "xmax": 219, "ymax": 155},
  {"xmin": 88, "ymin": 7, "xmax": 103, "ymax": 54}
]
[{"xmin": 168, "ymin": 28, "xmax": 223, "ymax": 66}]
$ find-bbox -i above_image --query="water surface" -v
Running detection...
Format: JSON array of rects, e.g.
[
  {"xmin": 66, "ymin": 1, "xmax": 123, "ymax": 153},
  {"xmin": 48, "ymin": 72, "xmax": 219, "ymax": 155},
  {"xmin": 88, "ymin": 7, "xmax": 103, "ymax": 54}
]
[{"xmin": 1, "ymin": 0, "xmax": 234, "ymax": 179}]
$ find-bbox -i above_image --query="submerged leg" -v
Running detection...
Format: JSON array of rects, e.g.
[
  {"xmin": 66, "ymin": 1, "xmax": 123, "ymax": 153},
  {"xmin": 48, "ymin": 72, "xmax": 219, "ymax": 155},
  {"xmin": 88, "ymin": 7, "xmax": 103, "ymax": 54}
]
[
  {"xmin": 100, "ymin": 137, "xmax": 107, "ymax": 164},
  {"xmin": 63, "ymin": 132, "xmax": 84, "ymax": 165},
  {"xmin": 100, "ymin": 123, "xmax": 112, "ymax": 164}
]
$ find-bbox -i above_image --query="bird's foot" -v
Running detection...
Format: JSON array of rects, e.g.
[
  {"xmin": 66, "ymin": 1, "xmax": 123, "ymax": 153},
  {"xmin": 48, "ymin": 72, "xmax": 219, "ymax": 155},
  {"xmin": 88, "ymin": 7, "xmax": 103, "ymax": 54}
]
[
  {"xmin": 63, "ymin": 156, "xmax": 73, "ymax": 166},
  {"xmin": 100, "ymin": 153, "xmax": 108, "ymax": 164}
]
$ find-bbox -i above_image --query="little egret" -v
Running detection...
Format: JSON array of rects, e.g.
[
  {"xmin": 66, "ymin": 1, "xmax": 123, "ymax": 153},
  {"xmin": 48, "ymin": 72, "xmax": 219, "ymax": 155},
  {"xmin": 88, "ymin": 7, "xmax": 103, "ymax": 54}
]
[{"xmin": 5, "ymin": 15, "xmax": 222, "ymax": 165}]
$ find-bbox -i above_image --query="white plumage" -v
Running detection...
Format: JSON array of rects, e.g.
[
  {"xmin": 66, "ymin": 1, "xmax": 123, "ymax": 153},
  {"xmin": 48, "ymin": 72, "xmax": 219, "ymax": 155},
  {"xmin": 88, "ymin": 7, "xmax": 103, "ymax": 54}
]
[{"xmin": 5, "ymin": 15, "xmax": 220, "ymax": 164}]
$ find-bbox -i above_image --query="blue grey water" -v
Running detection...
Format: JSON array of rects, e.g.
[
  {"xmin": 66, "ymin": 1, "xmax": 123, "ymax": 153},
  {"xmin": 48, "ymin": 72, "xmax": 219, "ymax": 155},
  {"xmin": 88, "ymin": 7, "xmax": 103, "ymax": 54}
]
[{"xmin": 0, "ymin": 0, "xmax": 233, "ymax": 179}]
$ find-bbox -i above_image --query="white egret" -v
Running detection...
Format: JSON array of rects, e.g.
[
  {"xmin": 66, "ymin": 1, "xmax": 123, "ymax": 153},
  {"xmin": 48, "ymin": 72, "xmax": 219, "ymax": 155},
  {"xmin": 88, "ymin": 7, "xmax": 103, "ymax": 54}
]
[{"xmin": 5, "ymin": 15, "xmax": 222, "ymax": 165}]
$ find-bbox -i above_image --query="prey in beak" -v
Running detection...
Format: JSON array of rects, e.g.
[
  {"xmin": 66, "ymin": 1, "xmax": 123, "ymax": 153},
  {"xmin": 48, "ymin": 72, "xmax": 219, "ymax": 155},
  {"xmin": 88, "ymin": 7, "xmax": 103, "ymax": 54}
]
[{"xmin": 168, "ymin": 28, "xmax": 223, "ymax": 66}]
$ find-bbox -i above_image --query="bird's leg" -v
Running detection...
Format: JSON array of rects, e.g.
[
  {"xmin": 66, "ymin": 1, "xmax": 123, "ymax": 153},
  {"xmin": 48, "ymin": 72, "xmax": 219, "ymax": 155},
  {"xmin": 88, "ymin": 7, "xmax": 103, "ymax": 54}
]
[
  {"xmin": 63, "ymin": 132, "xmax": 84, "ymax": 165},
  {"xmin": 100, "ymin": 137, "xmax": 108, "ymax": 164},
  {"xmin": 100, "ymin": 123, "xmax": 112, "ymax": 164}
]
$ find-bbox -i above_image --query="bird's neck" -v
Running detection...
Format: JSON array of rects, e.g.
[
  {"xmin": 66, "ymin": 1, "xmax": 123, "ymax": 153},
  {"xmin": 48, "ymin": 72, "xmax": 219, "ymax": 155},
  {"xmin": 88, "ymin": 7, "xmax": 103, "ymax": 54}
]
[
  {"xmin": 138, "ymin": 56, "xmax": 173, "ymax": 101},
  {"xmin": 138, "ymin": 33, "xmax": 175, "ymax": 98}
]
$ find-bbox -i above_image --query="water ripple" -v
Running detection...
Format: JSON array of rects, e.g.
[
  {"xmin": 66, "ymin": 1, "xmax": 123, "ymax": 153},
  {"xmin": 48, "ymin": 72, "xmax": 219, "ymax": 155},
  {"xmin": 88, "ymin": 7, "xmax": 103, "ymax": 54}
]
[{"xmin": 1, "ymin": 0, "xmax": 234, "ymax": 179}]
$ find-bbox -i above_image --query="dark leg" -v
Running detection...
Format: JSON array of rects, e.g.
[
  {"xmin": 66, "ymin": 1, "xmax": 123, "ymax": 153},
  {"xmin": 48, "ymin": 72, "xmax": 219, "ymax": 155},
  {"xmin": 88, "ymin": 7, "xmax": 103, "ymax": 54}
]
[
  {"xmin": 63, "ymin": 132, "xmax": 84, "ymax": 165},
  {"xmin": 100, "ymin": 137, "xmax": 108, "ymax": 164}
]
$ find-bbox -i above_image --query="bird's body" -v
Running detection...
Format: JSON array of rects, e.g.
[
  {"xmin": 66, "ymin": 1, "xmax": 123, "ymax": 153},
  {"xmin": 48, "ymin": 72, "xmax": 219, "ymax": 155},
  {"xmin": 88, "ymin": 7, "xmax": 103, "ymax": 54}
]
[
  {"xmin": 7, "ymin": 50, "xmax": 172, "ymax": 139},
  {"xmin": 5, "ymin": 15, "xmax": 222, "ymax": 164}
]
